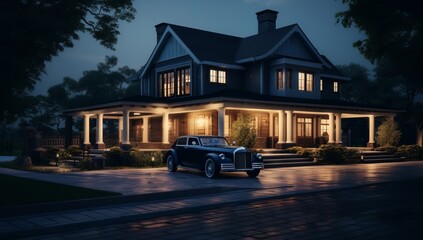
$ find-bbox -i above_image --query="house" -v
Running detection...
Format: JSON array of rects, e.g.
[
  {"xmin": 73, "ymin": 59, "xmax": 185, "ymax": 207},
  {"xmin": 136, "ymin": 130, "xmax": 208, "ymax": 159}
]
[{"xmin": 65, "ymin": 9, "xmax": 397, "ymax": 150}]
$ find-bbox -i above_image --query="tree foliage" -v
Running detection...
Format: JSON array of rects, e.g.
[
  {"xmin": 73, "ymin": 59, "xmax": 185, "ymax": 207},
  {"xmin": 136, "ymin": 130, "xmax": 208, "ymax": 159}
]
[
  {"xmin": 376, "ymin": 118, "xmax": 401, "ymax": 147},
  {"xmin": 0, "ymin": 0, "xmax": 136, "ymax": 124},
  {"xmin": 337, "ymin": 0, "xmax": 423, "ymax": 144},
  {"xmin": 231, "ymin": 115, "xmax": 257, "ymax": 148}
]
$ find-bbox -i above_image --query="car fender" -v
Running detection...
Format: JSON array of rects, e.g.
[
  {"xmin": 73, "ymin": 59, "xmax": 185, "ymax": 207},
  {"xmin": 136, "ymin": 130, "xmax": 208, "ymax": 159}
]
[
  {"xmin": 201, "ymin": 153, "xmax": 220, "ymax": 170},
  {"xmin": 164, "ymin": 149, "xmax": 179, "ymax": 165}
]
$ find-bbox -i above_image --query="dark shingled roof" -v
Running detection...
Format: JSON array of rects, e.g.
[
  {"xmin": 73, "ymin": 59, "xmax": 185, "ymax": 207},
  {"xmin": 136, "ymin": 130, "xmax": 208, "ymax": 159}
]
[
  {"xmin": 235, "ymin": 24, "xmax": 297, "ymax": 61},
  {"xmin": 168, "ymin": 24, "xmax": 242, "ymax": 65}
]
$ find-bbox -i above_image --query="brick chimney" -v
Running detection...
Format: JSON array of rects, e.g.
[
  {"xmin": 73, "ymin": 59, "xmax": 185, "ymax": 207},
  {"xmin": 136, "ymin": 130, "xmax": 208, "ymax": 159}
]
[
  {"xmin": 256, "ymin": 9, "xmax": 278, "ymax": 34},
  {"xmin": 155, "ymin": 23, "xmax": 168, "ymax": 43}
]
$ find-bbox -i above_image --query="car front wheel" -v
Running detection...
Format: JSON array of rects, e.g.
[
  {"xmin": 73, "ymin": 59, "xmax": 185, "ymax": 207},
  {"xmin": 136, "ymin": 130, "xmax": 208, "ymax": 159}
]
[
  {"xmin": 204, "ymin": 158, "xmax": 219, "ymax": 178},
  {"xmin": 246, "ymin": 169, "xmax": 260, "ymax": 178},
  {"xmin": 167, "ymin": 155, "xmax": 177, "ymax": 172}
]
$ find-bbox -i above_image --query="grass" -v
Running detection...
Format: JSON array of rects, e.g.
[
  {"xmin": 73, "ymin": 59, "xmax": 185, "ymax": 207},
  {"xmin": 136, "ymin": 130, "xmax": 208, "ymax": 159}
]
[{"xmin": 0, "ymin": 173, "xmax": 121, "ymax": 207}]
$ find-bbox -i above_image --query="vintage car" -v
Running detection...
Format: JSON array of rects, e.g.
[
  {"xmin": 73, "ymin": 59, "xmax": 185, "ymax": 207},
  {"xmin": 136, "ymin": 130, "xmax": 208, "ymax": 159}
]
[{"xmin": 165, "ymin": 136, "xmax": 264, "ymax": 178}]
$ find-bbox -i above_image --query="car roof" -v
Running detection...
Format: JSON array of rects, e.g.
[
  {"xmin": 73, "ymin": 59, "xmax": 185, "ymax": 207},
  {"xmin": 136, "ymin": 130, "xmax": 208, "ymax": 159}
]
[{"xmin": 178, "ymin": 135, "xmax": 225, "ymax": 138}]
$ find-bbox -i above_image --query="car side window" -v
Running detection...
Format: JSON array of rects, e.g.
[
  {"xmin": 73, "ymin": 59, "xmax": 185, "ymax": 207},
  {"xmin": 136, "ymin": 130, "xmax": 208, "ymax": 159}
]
[
  {"xmin": 176, "ymin": 137, "xmax": 187, "ymax": 146},
  {"xmin": 188, "ymin": 137, "xmax": 199, "ymax": 146}
]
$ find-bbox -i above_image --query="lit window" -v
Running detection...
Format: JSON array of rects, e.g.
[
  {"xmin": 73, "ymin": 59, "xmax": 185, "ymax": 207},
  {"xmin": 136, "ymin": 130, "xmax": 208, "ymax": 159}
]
[
  {"xmin": 298, "ymin": 71, "xmax": 313, "ymax": 92},
  {"xmin": 334, "ymin": 81, "xmax": 339, "ymax": 93},
  {"xmin": 210, "ymin": 69, "xmax": 226, "ymax": 84},
  {"xmin": 277, "ymin": 70, "xmax": 283, "ymax": 89},
  {"xmin": 159, "ymin": 67, "xmax": 190, "ymax": 98},
  {"xmin": 210, "ymin": 69, "xmax": 217, "ymax": 83},
  {"xmin": 320, "ymin": 79, "xmax": 323, "ymax": 91},
  {"xmin": 298, "ymin": 72, "xmax": 305, "ymax": 91},
  {"xmin": 306, "ymin": 73, "xmax": 313, "ymax": 91},
  {"xmin": 321, "ymin": 119, "xmax": 329, "ymax": 136}
]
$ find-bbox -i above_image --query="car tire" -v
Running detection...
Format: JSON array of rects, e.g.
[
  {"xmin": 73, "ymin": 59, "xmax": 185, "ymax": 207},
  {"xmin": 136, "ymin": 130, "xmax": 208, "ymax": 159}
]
[
  {"xmin": 167, "ymin": 155, "xmax": 177, "ymax": 172},
  {"xmin": 246, "ymin": 169, "xmax": 260, "ymax": 178},
  {"xmin": 204, "ymin": 158, "xmax": 219, "ymax": 178}
]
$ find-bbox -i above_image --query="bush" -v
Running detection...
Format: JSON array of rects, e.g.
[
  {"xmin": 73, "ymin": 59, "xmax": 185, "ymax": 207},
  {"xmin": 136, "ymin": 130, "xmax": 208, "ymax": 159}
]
[
  {"xmin": 231, "ymin": 115, "xmax": 257, "ymax": 148},
  {"xmin": 287, "ymin": 146, "xmax": 304, "ymax": 154},
  {"xmin": 128, "ymin": 150, "xmax": 164, "ymax": 168},
  {"xmin": 314, "ymin": 144, "xmax": 351, "ymax": 164},
  {"xmin": 376, "ymin": 118, "xmax": 401, "ymax": 147},
  {"xmin": 396, "ymin": 145, "xmax": 423, "ymax": 160},
  {"xmin": 375, "ymin": 146, "xmax": 397, "ymax": 154},
  {"xmin": 104, "ymin": 146, "xmax": 123, "ymax": 166},
  {"xmin": 297, "ymin": 148, "xmax": 315, "ymax": 158},
  {"xmin": 66, "ymin": 145, "xmax": 82, "ymax": 156},
  {"xmin": 79, "ymin": 157, "xmax": 92, "ymax": 170}
]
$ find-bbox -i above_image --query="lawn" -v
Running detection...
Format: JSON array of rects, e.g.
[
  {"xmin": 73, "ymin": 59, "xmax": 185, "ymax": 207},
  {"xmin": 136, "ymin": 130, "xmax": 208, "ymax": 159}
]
[{"xmin": 0, "ymin": 173, "xmax": 121, "ymax": 207}]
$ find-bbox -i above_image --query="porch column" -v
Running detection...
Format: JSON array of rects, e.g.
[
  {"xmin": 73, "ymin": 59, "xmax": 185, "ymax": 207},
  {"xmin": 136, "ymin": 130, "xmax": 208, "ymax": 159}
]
[
  {"xmin": 83, "ymin": 114, "xmax": 91, "ymax": 147},
  {"xmin": 335, "ymin": 113, "xmax": 342, "ymax": 144},
  {"xmin": 118, "ymin": 117, "xmax": 123, "ymax": 144},
  {"xmin": 95, "ymin": 113, "xmax": 105, "ymax": 149},
  {"xmin": 142, "ymin": 116, "xmax": 149, "ymax": 143},
  {"xmin": 162, "ymin": 112, "xmax": 169, "ymax": 144},
  {"xmin": 368, "ymin": 115, "xmax": 375, "ymax": 147},
  {"xmin": 218, "ymin": 107, "xmax": 225, "ymax": 137},
  {"xmin": 269, "ymin": 112, "xmax": 274, "ymax": 137},
  {"xmin": 328, "ymin": 113, "xmax": 335, "ymax": 144},
  {"xmin": 277, "ymin": 110, "xmax": 285, "ymax": 144},
  {"xmin": 122, "ymin": 110, "xmax": 130, "ymax": 146},
  {"xmin": 286, "ymin": 110, "xmax": 294, "ymax": 143}
]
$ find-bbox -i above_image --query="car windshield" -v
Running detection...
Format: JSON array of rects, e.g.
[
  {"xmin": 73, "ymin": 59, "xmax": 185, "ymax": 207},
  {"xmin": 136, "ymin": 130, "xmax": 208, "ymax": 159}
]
[{"xmin": 200, "ymin": 137, "xmax": 229, "ymax": 146}]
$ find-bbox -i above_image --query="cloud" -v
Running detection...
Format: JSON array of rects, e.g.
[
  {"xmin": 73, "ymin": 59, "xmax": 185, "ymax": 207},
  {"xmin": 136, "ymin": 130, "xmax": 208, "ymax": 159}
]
[{"xmin": 244, "ymin": 0, "xmax": 288, "ymax": 7}]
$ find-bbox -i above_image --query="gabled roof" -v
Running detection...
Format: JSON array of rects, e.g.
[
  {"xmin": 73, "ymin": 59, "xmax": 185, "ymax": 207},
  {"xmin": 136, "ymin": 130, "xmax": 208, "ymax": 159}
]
[{"xmin": 141, "ymin": 21, "xmax": 342, "ymax": 78}]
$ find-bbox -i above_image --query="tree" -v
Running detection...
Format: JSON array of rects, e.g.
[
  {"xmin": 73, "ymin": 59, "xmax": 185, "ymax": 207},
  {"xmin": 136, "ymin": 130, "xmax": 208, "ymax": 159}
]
[
  {"xmin": 337, "ymin": 0, "xmax": 423, "ymax": 143},
  {"xmin": 376, "ymin": 118, "xmax": 401, "ymax": 147},
  {"xmin": 0, "ymin": 0, "xmax": 136, "ymax": 124},
  {"xmin": 231, "ymin": 116, "xmax": 257, "ymax": 148},
  {"xmin": 337, "ymin": 63, "xmax": 371, "ymax": 103}
]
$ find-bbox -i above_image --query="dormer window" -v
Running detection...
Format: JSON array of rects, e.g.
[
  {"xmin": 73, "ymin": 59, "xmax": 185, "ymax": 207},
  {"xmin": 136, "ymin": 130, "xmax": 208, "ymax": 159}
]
[
  {"xmin": 159, "ymin": 67, "xmax": 191, "ymax": 98},
  {"xmin": 320, "ymin": 79, "xmax": 323, "ymax": 92},
  {"xmin": 298, "ymin": 72, "xmax": 313, "ymax": 92},
  {"xmin": 210, "ymin": 69, "xmax": 226, "ymax": 84},
  {"xmin": 333, "ymin": 81, "xmax": 339, "ymax": 93}
]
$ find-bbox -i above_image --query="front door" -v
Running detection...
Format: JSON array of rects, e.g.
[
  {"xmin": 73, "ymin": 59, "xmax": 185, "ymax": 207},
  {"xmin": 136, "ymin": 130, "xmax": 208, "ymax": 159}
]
[{"xmin": 297, "ymin": 117, "xmax": 314, "ymax": 147}]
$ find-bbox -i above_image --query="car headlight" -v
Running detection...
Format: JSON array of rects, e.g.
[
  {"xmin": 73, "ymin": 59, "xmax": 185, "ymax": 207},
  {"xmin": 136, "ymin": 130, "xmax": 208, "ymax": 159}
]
[
  {"xmin": 219, "ymin": 153, "xmax": 226, "ymax": 160},
  {"xmin": 256, "ymin": 153, "xmax": 263, "ymax": 160}
]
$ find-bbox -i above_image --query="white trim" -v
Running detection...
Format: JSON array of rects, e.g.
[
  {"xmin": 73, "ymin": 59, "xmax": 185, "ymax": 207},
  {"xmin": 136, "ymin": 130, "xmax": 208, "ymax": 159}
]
[
  {"xmin": 141, "ymin": 26, "xmax": 200, "ymax": 78},
  {"xmin": 236, "ymin": 25, "xmax": 330, "ymax": 68},
  {"xmin": 200, "ymin": 61, "xmax": 245, "ymax": 70},
  {"xmin": 270, "ymin": 58, "xmax": 322, "ymax": 69}
]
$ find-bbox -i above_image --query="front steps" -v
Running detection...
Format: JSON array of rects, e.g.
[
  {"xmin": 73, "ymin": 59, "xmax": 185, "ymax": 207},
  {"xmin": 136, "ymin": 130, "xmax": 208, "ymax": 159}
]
[
  {"xmin": 261, "ymin": 149, "xmax": 314, "ymax": 168},
  {"xmin": 360, "ymin": 151, "xmax": 402, "ymax": 163}
]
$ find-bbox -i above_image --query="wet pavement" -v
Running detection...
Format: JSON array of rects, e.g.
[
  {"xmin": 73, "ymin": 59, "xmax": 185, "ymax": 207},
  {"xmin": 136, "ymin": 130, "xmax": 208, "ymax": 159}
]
[{"xmin": 1, "ymin": 161, "xmax": 423, "ymax": 239}]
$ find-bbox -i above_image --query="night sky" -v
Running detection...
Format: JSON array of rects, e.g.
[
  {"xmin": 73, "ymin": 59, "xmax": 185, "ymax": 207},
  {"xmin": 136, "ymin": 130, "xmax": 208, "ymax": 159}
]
[{"xmin": 35, "ymin": 0, "xmax": 371, "ymax": 95}]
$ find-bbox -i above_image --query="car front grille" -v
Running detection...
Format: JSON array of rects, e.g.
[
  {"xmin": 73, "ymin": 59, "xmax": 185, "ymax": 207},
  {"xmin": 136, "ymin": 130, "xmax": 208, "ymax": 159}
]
[{"xmin": 234, "ymin": 152, "xmax": 252, "ymax": 169}]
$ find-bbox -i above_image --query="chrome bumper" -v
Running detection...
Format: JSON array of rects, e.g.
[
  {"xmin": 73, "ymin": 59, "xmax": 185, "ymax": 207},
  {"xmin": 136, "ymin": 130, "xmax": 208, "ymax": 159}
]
[{"xmin": 220, "ymin": 162, "xmax": 264, "ymax": 172}]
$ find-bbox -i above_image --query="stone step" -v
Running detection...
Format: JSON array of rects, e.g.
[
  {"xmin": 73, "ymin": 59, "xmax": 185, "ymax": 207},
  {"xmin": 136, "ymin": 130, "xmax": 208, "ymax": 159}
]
[
  {"xmin": 261, "ymin": 153, "xmax": 305, "ymax": 159},
  {"xmin": 264, "ymin": 161, "xmax": 315, "ymax": 168},
  {"xmin": 362, "ymin": 154, "xmax": 396, "ymax": 159},
  {"xmin": 264, "ymin": 158, "xmax": 313, "ymax": 164}
]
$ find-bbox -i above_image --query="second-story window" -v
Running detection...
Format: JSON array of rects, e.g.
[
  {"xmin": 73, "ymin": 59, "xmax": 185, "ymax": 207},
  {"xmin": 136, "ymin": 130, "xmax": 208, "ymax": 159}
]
[
  {"xmin": 160, "ymin": 71, "xmax": 175, "ymax": 97},
  {"xmin": 277, "ymin": 70, "xmax": 283, "ymax": 89},
  {"xmin": 159, "ymin": 67, "xmax": 191, "ymax": 98},
  {"xmin": 210, "ymin": 69, "xmax": 226, "ymax": 84},
  {"xmin": 298, "ymin": 71, "xmax": 313, "ymax": 92},
  {"xmin": 333, "ymin": 81, "xmax": 339, "ymax": 93},
  {"xmin": 320, "ymin": 79, "xmax": 323, "ymax": 92}
]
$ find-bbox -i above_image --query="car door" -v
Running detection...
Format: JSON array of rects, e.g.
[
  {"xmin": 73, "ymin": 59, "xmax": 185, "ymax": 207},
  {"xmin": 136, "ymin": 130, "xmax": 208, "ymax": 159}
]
[
  {"xmin": 185, "ymin": 137, "xmax": 202, "ymax": 168},
  {"xmin": 174, "ymin": 137, "xmax": 188, "ymax": 166}
]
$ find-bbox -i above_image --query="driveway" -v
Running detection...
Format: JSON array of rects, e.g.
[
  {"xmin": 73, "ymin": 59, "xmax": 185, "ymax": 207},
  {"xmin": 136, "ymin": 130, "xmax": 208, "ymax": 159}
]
[{"xmin": 1, "ymin": 161, "xmax": 423, "ymax": 196}]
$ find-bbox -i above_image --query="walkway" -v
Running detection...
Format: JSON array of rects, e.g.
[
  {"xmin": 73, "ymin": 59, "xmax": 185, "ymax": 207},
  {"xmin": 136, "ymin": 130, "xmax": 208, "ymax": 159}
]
[{"xmin": 1, "ymin": 161, "xmax": 423, "ymax": 239}]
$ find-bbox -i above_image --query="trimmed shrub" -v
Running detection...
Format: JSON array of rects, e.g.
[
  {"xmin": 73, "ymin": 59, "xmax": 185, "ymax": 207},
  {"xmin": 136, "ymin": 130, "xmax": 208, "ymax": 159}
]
[
  {"xmin": 376, "ymin": 118, "xmax": 401, "ymax": 147},
  {"xmin": 79, "ymin": 157, "xmax": 92, "ymax": 170},
  {"xmin": 104, "ymin": 146, "xmax": 123, "ymax": 166},
  {"xmin": 297, "ymin": 148, "xmax": 315, "ymax": 159},
  {"xmin": 375, "ymin": 146, "xmax": 397, "ymax": 154},
  {"xmin": 128, "ymin": 150, "xmax": 165, "ymax": 168},
  {"xmin": 287, "ymin": 146, "xmax": 304, "ymax": 154},
  {"xmin": 66, "ymin": 145, "xmax": 82, "ymax": 156},
  {"xmin": 231, "ymin": 115, "xmax": 257, "ymax": 148},
  {"xmin": 396, "ymin": 145, "xmax": 423, "ymax": 160},
  {"xmin": 314, "ymin": 144, "xmax": 348, "ymax": 164}
]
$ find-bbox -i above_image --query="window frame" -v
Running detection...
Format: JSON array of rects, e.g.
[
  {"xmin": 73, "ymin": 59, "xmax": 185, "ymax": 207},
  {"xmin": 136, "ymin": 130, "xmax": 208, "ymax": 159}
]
[
  {"xmin": 210, "ymin": 69, "xmax": 227, "ymax": 84},
  {"xmin": 333, "ymin": 81, "xmax": 339, "ymax": 93},
  {"xmin": 158, "ymin": 67, "xmax": 191, "ymax": 98},
  {"xmin": 298, "ymin": 71, "xmax": 313, "ymax": 92}
]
